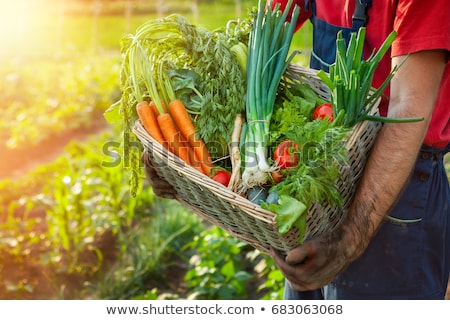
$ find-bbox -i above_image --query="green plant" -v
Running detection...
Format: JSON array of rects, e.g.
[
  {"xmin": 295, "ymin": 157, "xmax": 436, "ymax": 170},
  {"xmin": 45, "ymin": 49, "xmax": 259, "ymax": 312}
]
[
  {"xmin": 7, "ymin": 130, "xmax": 144, "ymax": 274},
  {"xmin": 36, "ymin": 140, "xmax": 124, "ymax": 272},
  {"xmin": 0, "ymin": 198, "xmax": 41, "ymax": 261},
  {"xmin": 131, "ymin": 288, "xmax": 179, "ymax": 300},
  {"xmin": 183, "ymin": 226, "xmax": 253, "ymax": 299},
  {"xmin": 4, "ymin": 280, "xmax": 34, "ymax": 295},
  {"xmin": 0, "ymin": 55, "xmax": 120, "ymax": 150},
  {"xmin": 255, "ymin": 254, "xmax": 285, "ymax": 300},
  {"xmin": 92, "ymin": 198, "xmax": 204, "ymax": 299}
]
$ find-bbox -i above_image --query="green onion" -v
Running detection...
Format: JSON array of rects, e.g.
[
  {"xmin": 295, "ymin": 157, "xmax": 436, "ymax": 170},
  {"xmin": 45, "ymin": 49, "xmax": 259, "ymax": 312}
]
[
  {"xmin": 241, "ymin": 0, "xmax": 300, "ymax": 189},
  {"xmin": 318, "ymin": 27, "xmax": 423, "ymax": 127}
]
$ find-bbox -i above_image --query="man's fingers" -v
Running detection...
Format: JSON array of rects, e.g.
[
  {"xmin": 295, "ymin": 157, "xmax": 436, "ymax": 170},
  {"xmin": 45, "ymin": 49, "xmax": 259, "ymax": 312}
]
[
  {"xmin": 141, "ymin": 151, "xmax": 177, "ymax": 199},
  {"xmin": 270, "ymin": 247, "xmax": 317, "ymax": 292},
  {"xmin": 270, "ymin": 247, "xmax": 287, "ymax": 266},
  {"xmin": 285, "ymin": 244, "xmax": 311, "ymax": 265}
]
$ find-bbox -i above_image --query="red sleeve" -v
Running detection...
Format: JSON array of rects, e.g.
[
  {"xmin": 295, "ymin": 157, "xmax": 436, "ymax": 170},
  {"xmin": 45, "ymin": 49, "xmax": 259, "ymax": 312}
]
[
  {"xmin": 390, "ymin": 0, "xmax": 450, "ymax": 147},
  {"xmin": 266, "ymin": 0, "xmax": 312, "ymax": 32},
  {"xmin": 392, "ymin": 0, "xmax": 450, "ymax": 57}
]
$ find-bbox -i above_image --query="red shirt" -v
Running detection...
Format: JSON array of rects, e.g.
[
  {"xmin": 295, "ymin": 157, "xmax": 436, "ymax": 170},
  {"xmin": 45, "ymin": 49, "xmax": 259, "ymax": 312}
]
[{"xmin": 271, "ymin": 0, "xmax": 450, "ymax": 147}]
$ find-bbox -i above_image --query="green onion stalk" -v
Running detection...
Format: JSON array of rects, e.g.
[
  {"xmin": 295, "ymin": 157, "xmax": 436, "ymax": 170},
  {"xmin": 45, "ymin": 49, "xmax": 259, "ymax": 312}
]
[
  {"xmin": 241, "ymin": 0, "xmax": 300, "ymax": 190},
  {"xmin": 317, "ymin": 28, "xmax": 423, "ymax": 127}
]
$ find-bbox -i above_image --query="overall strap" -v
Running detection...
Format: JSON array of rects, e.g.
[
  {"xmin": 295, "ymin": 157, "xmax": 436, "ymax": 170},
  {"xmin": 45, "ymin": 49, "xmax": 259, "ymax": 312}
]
[
  {"xmin": 352, "ymin": 0, "xmax": 372, "ymax": 29},
  {"xmin": 307, "ymin": 0, "xmax": 372, "ymax": 29},
  {"xmin": 308, "ymin": 0, "xmax": 372, "ymax": 71}
]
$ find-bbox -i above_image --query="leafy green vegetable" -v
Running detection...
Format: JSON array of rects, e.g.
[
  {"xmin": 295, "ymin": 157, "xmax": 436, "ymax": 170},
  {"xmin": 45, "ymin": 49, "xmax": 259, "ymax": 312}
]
[
  {"xmin": 178, "ymin": 15, "xmax": 247, "ymax": 158},
  {"xmin": 288, "ymin": 83, "xmax": 327, "ymax": 107},
  {"xmin": 270, "ymin": 84, "xmax": 325, "ymax": 143},
  {"xmin": 262, "ymin": 194, "xmax": 307, "ymax": 238},
  {"xmin": 273, "ymin": 119, "xmax": 349, "ymax": 204},
  {"xmin": 266, "ymin": 118, "xmax": 350, "ymax": 242},
  {"xmin": 167, "ymin": 69, "xmax": 203, "ymax": 115},
  {"xmin": 262, "ymin": 74, "xmax": 350, "ymax": 242}
]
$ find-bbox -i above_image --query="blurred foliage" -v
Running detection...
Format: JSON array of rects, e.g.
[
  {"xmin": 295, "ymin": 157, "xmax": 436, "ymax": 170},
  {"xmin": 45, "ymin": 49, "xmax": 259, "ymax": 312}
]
[{"xmin": 0, "ymin": 56, "xmax": 121, "ymax": 149}]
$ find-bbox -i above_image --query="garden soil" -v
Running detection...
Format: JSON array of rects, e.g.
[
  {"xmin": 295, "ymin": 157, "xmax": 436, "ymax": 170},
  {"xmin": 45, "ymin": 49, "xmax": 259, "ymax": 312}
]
[{"xmin": 0, "ymin": 113, "xmax": 109, "ymax": 180}]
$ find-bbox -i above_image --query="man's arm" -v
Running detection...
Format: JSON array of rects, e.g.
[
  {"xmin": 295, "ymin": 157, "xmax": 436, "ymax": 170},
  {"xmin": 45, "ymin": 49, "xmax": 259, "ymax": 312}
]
[
  {"xmin": 343, "ymin": 50, "xmax": 447, "ymax": 258},
  {"xmin": 271, "ymin": 49, "xmax": 448, "ymax": 291}
]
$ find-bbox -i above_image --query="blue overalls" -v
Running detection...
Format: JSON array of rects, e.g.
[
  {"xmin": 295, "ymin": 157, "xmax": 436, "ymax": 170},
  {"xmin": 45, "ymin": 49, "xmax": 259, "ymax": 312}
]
[
  {"xmin": 284, "ymin": 0, "xmax": 450, "ymax": 299},
  {"xmin": 309, "ymin": 0, "xmax": 369, "ymax": 72}
]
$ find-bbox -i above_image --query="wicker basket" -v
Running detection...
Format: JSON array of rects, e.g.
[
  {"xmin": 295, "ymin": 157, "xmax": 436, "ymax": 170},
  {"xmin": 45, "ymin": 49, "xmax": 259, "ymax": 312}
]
[{"xmin": 133, "ymin": 65, "xmax": 382, "ymax": 255}]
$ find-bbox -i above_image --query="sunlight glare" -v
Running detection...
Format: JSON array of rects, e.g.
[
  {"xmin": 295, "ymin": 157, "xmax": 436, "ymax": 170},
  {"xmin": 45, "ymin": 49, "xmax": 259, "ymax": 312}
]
[{"xmin": 0, "ymin": 0, "xmax": 54, "ymax": 58}]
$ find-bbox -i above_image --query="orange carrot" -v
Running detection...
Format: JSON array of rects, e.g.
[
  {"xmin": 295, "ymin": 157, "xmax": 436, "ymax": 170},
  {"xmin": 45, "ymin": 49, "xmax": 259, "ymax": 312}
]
[
  {"xmin": 168, "ymin": 99, "xmax": 212, "ymax": 175},
  {"xmin": 149, "ymin": 100, "xmax": 168, "ymax": 116},
  {"xmin": 178, "ymin": 129, "xmax": 206, "ymax": 174},
  {"xmin": 186, "ymin": 142, "xmax": 208, "ymax": 175},
  {"xmin": 157, "ymin": 113, "xmax": 191, "ymax": 165},
  {"xmin": 136, "ymin": 101, "xmax": 165, "ymax": 144}
]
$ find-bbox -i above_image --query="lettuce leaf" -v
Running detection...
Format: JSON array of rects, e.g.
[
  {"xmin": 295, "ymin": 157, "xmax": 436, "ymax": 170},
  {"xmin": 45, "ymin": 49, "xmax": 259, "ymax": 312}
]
[{"xmin": 262, "ymin": 194, "xmax": 307, "ymax": 243}]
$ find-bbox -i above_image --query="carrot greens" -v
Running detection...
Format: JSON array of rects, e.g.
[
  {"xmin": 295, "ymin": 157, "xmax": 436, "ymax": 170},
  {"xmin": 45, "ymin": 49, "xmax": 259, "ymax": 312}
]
[{"xmin": 107, "ymin": 14, "xmax": 247, "ymax": 193}]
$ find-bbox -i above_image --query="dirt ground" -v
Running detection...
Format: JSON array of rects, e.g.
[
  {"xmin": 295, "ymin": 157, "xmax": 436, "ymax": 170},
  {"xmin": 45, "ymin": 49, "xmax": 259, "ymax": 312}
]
[{"xmin": 0, "ymin": 113, "xmax": 108, "ymax": 180}]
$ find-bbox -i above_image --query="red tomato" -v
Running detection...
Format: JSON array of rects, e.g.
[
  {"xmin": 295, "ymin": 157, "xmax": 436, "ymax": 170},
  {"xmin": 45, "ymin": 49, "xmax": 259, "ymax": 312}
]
[
  {"xmin": 312, "ymin": 103, "xmax": 334, "ymax": 122},
  {"xmin": 212, "ymin": 170, "xmax": 232, "ymax": 187},
  {"xmin": 273, "ymin": 140, "xmax": 299, "ymax": 169}
]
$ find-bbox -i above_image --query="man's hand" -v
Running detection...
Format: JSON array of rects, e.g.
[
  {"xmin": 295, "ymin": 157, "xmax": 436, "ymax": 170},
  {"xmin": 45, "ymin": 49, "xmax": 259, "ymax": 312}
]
[
  {"xmin": 270, "ymin": 220, "xmax": 363, "ymax": 291},
  {"xmin": 141, "ymin": 151, "xmax": 177, "ymax": 199}
]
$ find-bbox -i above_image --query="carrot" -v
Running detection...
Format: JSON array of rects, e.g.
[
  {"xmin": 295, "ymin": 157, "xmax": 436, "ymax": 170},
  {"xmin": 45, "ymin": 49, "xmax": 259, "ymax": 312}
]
[
  {"xmin": 200, "ymin": 157, "xmax": 212, "ymax": 177},
  {"xmin": 187, "ymin": 143, "xmax": 210, "ymax": 175},
  {"xmin": 157, "ymin": 113, "xmax": 191, "ymax": 165},
  {"xmin": 149, "ymin": 100, "xmax": 168, "ymax": 116},
  {"xmin": 178, "ymin": 125, "xmax": 205, "ymax": 174},
  {"xmin": 169, "ymin": 99, "xmax": 212, "ymax": 175},
  {"xmin": 178, "ymin": 130, "xmax": 205, "ymax": 173},
  {"xmin": 186, "ymin": 140, "xmax": 206, "ymax": 174},
  {"xmin": 136, "ymin": 101, "xmax": 165, "ymax": 144}
]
